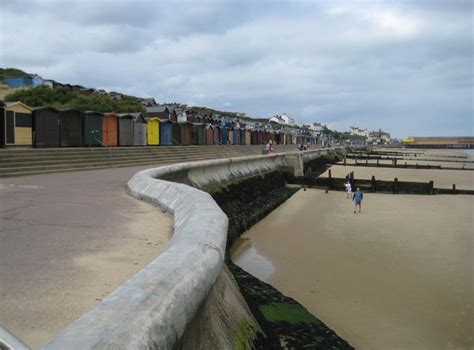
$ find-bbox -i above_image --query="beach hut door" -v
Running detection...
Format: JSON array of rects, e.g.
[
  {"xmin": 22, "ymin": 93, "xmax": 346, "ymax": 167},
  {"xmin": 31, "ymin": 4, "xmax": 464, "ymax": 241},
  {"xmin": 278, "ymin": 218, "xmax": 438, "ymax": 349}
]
[{"xmin": 6, "ymin": 111, "xmax": 14, "ymax": 144}]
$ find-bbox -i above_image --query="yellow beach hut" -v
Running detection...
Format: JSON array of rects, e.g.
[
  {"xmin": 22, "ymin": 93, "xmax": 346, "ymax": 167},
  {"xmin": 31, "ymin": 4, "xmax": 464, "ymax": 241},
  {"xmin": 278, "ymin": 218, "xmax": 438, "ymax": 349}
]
[
  {"xmin": 3, "ymin": 102, "xmax": 33, "ymax": 146},
  {"xmin": 147, "ymin": 118, "xmax": 160, "ymax": 145}
]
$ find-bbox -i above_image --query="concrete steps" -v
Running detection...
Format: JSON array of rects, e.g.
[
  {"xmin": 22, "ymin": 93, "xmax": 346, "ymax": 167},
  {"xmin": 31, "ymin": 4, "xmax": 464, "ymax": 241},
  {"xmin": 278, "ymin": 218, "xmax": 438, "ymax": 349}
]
[{"xmin": 0, "ymin": 145, "xmax": 299, "ymax": 177}]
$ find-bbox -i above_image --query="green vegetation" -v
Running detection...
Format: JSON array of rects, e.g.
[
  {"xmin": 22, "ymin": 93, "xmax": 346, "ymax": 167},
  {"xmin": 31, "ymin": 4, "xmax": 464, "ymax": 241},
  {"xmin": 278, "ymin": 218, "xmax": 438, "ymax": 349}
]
[
  {"xmin": 235, "ymin": 319, "xmax": 257, "ymax": 350},
  {"xmin": 4, "ymin": 86, "xmax": 145, "ymax": 113},
  {"xmin": 259, "ymin": 303, "xmax": 320, "ymax": 324},
  {"xmin": 0, "ymin": 68, "xmax": 29, "ymax": 81}
]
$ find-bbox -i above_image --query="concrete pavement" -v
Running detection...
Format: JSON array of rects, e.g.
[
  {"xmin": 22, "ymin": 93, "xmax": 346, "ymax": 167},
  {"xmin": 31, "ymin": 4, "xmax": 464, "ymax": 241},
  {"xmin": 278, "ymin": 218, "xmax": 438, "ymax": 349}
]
[{"xmin": 0, "ymin": 164, "xmax": 173, "ymax": 349}]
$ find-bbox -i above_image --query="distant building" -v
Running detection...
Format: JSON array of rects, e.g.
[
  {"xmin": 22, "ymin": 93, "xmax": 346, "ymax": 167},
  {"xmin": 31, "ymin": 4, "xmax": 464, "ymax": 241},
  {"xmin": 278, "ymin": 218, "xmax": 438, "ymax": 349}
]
[
  {"xmin": 141, "ymin": 98, "xmax": 157, "ymax": 107},
  {"xmin": 368, "ymin": 129, "xmax": 391, "ymax": 144},
  {"xmin": 4, "ymin": 74, "xmax": 43, "ymax": 88},
  {"xmin": 269, "ymin": 113, "xmax": 295, "ymax": 125},
  {"xmin": 309, "ymin": 122, "xmax": 327, "ymax": 133},
  {"xmin": 348, "ymin": 126, "xmax": 369, "ymax": 138},
  {"xmin": 108, "ymin": 91, "xmax": 123, "ymax": 100}
]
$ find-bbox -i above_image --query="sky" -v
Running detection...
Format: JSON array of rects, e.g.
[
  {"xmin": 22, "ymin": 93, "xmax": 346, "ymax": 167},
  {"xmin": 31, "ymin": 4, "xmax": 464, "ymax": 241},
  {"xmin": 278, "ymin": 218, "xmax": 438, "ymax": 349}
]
[{"xmin": 0, "ymin": 0, "xmax": 472, "ymax": 138}]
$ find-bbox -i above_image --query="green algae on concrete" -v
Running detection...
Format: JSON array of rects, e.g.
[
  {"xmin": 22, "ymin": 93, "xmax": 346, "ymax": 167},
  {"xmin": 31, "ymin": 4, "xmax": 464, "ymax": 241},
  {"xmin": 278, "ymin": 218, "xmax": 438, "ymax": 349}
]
[
  {"xmin": 235, "ymin": 319, "xmax": 257, "ymax": 350},
  {"xmin": 259, "ymin": 303, "xmax": 320, "ymax": 325}
]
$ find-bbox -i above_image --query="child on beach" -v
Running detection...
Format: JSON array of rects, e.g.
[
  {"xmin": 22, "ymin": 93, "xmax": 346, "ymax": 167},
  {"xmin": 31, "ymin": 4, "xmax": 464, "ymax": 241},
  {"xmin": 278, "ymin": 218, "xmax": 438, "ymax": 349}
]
[
  {"xmin": 266, "ymin": 140, "xmax": 274, "ymax": 154},
  {"xmin": 353, "ymin": 187, "xmax": 363, "ymax": 213},
  {"xmin": 345, "ymin": 181, "xmax": 352, "ymax": 199}
]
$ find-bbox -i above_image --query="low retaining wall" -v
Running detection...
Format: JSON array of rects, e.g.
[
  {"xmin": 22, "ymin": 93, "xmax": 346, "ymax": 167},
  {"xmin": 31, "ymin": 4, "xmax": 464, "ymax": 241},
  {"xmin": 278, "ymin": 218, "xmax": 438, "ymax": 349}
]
[{"xmin": 40, "ymin": 147, "xmax": 350, "ymax": 350}]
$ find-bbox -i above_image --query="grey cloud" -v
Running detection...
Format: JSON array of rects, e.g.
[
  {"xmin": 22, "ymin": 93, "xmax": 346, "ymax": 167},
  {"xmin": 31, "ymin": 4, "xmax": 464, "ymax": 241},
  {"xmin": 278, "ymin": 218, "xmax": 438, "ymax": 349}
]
[{"xmin": 0, "ymin": 0, "xmax": 472, "ymax": 137}]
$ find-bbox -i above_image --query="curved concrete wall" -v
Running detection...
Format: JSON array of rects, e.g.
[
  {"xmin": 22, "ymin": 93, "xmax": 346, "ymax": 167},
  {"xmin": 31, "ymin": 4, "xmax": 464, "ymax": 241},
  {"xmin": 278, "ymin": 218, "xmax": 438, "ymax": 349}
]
[
  {"xmin": 42, "ymin": 148, "xmax": 350, "ymax": 350},
  {"xmin": 43, "ymin": 154, "xmax": 291, "ymax": 350}
]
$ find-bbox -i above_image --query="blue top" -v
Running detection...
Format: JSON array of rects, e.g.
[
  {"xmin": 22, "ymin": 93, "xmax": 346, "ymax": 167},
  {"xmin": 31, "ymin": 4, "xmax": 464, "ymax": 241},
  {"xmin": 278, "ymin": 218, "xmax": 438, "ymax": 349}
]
[{"xmin": 353, "ymin": 191, "xmax": 363, "ymax": 202}]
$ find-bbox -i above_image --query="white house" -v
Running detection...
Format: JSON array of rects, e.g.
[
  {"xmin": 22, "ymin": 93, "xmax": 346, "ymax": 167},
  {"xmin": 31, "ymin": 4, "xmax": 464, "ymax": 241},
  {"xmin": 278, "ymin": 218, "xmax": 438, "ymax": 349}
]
[
  {"xmin": 348, "ymin": 126, "xmax": 369, "ymax": 138},
  {"xmin": 269, "ymin": 113, "xmax": 295, "ymax": 125},
  {"xmin": 309, "ymin": 122, "xmax": 327, "ymax": 132}
]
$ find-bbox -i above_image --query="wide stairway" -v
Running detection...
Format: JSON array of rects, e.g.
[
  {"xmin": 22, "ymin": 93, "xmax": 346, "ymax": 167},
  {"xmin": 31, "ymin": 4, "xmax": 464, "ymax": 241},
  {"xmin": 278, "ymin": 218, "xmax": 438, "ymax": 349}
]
[{"xmin": 0, "ymin": 144, "xmax": 302, "ymax": 177}]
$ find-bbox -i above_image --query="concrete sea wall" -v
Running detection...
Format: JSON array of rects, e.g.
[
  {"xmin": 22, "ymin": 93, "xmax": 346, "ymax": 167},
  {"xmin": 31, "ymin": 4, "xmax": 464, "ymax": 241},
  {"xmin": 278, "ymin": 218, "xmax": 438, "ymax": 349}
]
[{"xmin": 39, "ymin": 147, "xmax": 349, "ymax": 350}]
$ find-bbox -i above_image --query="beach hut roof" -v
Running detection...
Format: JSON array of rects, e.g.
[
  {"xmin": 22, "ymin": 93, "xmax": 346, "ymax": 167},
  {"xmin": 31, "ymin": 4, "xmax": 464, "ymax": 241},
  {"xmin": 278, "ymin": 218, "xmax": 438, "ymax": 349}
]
[
  {"xmin": 145, "ymin": 106, "xmax": 169, "ymax": 113},
  {"xmin": 32, "ymin": 106, "xmax": 60, "ymax": 112},
  {"xmin": 118, "ymin": 112, "xmax": 143, "ymax": 121},
  {"xmin": 5, "ymin": 101, "xmax": 33, "ymax": 111},
  {"xmin": 59, "ymin": 108, "xmax": 83, "ymax": 114},
  {"xmin": 104, "ymin": 112, "xmax": 120, "ymax": 116},
  {"xmin": 84, "ymin": 111, "xmax": 104, "ymax": 116}
]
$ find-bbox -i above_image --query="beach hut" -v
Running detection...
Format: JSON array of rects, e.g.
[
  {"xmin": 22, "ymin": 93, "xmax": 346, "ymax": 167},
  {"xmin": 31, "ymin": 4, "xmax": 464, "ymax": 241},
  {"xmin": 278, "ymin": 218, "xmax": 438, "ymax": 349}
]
[
  {"xmin": 159, "ymin": 120, "xmax": 173, "ymax": 146},
  {"xmin": 245, "ymin": 129, "xmax": 251, "ymax": 145},
  {"xmin": 267, "ymin": 130, "xmax": 275, "ymax": 143},
  {"xmin": 132, "ymin": 114, "xmax": 147, "ymax": 146},
  {"xmin": 2, "ymin": 102, "xmax": 33, "ymax": 146},
  {"xmin": 59, "ymin": 109, "xmax": 83, "ymax": 147},
  {"xmin": 180, "ymin": 122, "xmax": 193, "ymax": 146},
  {"xmin": 206, "ymin": 124, "xmax": 214, "ymax": 145},
  {"xmin": 193, "ymin": 123, "xmax": 206, "ymax": 145},
  {"xmin": 172, "ymin": 122, "xmax": 180, "ymax": 145},
  {"xmin": 0, "ymin": 101, "xmax": 5, "ymax": 147},
  {"xmin": 239, "ymin": 128, "xmax": 246, "ymax": 145},
  {"xmin": 32, "ymin": 107, "xmax": 60, "ymax": 148},
  {"xmin": 257, "ymin": 130, "xmax": 264, "ymax": 145},
  {"xmin": 118, "ymin": 114, "xmax": 134, "ymax": 146},
  {"xmin": 147, "ymin": 118, "xmax": 160, "ymax": 145},
  {"xmin": 83, "ymin": 111, "xmax": 103, "ymax": 147},
  {"xmin": 213, "ymin": 125, "xmax": 221, "ymax": 145},
  {"xmin": 227, "ymin": 127, "xmax": 233, "ymax": 145},
  {"xmin": 232, "ymin": 127, "xmax": 240, "ymax": 145},
  {"xmin": 102, "ymin": 113, "xmax": 119, "ymax": 147},
  {"xmin": 220, "ymin": 126, "xmax": 229, "ymax": 145},
  {"xmin": 250, "ymin": 130, "xmax": 257, "ymax": 145}
]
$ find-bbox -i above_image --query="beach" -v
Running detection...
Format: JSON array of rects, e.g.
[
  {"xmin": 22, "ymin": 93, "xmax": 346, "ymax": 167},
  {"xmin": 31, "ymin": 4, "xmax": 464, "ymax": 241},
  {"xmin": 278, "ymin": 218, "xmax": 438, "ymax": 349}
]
[
  {"xmin": 231, "ymin": 189, "xmax": 473, "ymax": 349},
  {"xmin": 231, "ymin": 149, "xmax": 474, "ymax": 349}
]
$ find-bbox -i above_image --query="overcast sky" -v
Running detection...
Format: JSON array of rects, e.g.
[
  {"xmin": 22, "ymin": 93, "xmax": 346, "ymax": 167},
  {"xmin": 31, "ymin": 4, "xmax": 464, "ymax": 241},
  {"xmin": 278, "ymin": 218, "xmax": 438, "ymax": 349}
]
[{"xmin": 1, "ymin": 0, "xmax": 472, "ymax": 137}]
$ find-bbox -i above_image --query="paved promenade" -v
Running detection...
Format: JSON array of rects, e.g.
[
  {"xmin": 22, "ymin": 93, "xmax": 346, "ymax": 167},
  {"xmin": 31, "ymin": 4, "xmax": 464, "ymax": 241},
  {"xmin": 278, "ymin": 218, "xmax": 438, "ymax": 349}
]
[{"xmin": 0, "ymin": 165, "xmax": 173, "ymax": 349}]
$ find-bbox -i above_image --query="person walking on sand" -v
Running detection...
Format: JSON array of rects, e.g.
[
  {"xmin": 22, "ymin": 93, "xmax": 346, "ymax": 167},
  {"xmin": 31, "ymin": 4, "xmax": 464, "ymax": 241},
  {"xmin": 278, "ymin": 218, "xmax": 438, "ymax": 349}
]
[
  {"xmin": 353, "ymin": 187, "xmax": 363, "ymax": 213},
  {"xmin": 345, "ymin": 181, "xmax": 352, "ymax": 199}
]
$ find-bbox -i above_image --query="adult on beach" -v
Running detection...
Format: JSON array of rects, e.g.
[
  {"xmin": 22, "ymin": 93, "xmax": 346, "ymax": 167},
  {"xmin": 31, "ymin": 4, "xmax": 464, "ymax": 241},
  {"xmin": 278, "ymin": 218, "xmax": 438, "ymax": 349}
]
[{"xmin": 353, "ymin": 187, "xmax": 363, "ymax": 213}]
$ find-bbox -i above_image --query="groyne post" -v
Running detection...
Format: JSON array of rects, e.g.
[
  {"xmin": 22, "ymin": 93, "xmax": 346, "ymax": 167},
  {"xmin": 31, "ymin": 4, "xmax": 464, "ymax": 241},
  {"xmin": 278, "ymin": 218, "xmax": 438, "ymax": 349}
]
[
  {"xmin": 393, "ymin": 178, "xmax": 399, "ymax": 194},
  {"xmin": 328, "ymin": 169, "xmax": 333, "ymax": 189},
  {"xmin": 452, "ymin": 184, "xmax": 456, "ymax": 194},
  {"xmin": 371, "ymin": 176, "xmax": 376, "ymax": 193},
  {"xmin": 429, "ymin": 181, "xmax": 434, "ymax": 195}
]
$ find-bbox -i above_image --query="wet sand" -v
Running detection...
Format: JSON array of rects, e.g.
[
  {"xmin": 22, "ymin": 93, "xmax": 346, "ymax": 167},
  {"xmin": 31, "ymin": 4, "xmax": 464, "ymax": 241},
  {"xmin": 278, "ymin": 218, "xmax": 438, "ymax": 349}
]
[
  {"xmin": 321, "ymin": 164, "xmax": 474, "ymax": 190},
  {"xmin": 0, "ymin": 167, "xmax": 173, "ymax": 349},
  {"xmin": 232, "ymin": 189, "xmax": 473, "ymax": 350}
]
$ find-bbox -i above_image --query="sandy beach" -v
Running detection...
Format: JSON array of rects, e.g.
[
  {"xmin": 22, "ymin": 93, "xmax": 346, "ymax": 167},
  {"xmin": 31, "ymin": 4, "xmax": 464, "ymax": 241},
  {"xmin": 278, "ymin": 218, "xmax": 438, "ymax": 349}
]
[
  {"xmin": 320, "ymin": 164, "xmax": 474, "ymax": 190},
  {"xmin": 231, "ymin": 189, "xmax": 473, "ymax": 350},
  {"xmin": 0, "ymin": 167, "xmax": 173, "ymax": 349}
]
